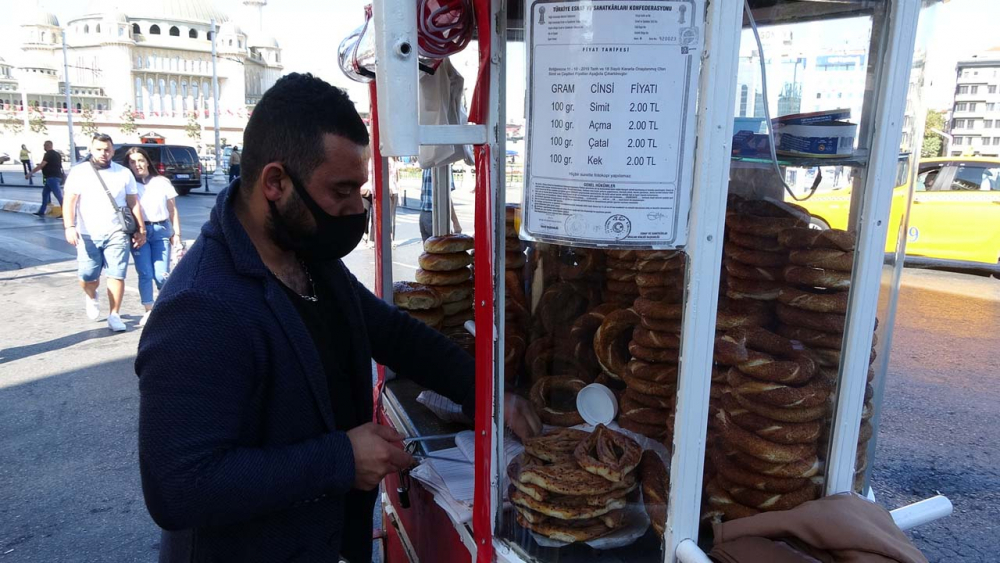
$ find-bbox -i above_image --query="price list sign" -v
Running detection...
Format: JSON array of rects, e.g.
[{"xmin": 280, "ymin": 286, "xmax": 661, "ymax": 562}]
[{"xmin": 522, "ymin": 0, "xmax": 704, "ymax": 248}]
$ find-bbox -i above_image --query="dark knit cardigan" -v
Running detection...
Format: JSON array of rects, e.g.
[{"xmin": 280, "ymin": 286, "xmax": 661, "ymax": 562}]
[{"xmin": 136, "ymin": 183, "xmax": 475, "ymax": 562}]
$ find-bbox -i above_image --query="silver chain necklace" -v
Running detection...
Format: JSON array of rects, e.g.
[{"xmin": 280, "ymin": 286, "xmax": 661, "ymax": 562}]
[{"xmin": 272, "ymin": 260, "xmax": 318, "ymax": 302}]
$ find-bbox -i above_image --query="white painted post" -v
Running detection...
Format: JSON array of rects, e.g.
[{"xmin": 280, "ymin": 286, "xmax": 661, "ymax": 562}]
[
  {"xmin": 825, "ymin": 0, "xmax": 922, "ymax": 495},
  {"xmin": 664, "ymin": 1, "xmax": 745, "ymax": 561}
]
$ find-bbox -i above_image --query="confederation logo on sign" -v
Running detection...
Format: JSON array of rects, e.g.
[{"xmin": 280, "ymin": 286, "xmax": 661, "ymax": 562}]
[{"xmin": 605, "ymin": 214, "xmax": 632, "ymax": 240}]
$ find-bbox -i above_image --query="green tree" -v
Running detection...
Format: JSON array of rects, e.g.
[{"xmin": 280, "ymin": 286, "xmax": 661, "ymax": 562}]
[
  {"xmin": 80, "ymin": 107, "xmax": 99, "ymax": 137},
  {"xmin": 28, "ymin": 107, "xmax": 47, "ymax": 135},
  {"xmin": 119, "ymin": 104, "xmax": 138, "ymax": 136},
  {"xmin": 921, "ymin": 109, "xmax": 946, "ymax": 158},
  {"xmin": 185, "ymin": 111, "xmax": 201, "ymax": 142},
  {"xmin": 1, "ymin": 110, "xmax": 23, "ymax": 135}
]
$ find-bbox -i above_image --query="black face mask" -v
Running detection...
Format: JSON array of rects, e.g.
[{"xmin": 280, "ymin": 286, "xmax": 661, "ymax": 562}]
[{"xmin": 268, "ymin": 169, "xmax": 366, "ymax": 262}]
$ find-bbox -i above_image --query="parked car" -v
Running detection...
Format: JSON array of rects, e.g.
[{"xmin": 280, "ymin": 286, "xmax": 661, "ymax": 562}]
[
  {"xmin": 111, "ymin": 144, "xmax": 202, "ymax": 195},
  {"xmin": 792, "ymin": 156, "xmax": 1000, "ymax": 268}
]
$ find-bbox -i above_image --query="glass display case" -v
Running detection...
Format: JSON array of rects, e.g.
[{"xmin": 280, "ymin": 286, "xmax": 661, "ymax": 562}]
[{"xmin": 365, "ymin": 1, "xmax": 949, "ymax": 562}]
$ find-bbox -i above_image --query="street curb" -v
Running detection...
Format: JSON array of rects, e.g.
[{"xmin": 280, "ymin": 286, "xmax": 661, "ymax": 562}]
[{"xmin": 0, "ymin": 199, "xmax": 60, "ymax": 217}]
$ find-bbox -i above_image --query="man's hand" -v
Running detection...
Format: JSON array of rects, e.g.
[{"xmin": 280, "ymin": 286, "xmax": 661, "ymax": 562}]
[
  {"xmin": 504, "ymin": 392, "xmax": 541, "ymax": 441},
  {"xmin": 64, "ymin": 226, "xmax": 78, "ymax": 246},
  {"xmin": 347, "ymin": 423, "xmax": 414, "ymax": 491},
  {"xmin": 132, "ymin": 231, "xmax": 147, "ymax": 249}
]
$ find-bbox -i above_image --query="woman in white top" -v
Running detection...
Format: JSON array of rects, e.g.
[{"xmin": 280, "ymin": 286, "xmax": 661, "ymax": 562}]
[{"xmin": 126, "ymin": 147, "xmax": 181, "ymax": 326}]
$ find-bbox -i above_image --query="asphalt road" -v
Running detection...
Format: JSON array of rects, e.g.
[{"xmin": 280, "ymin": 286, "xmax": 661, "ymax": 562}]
[{"xmin": 0, "ymin": 192, "xmax": 996, "ymax": 561}]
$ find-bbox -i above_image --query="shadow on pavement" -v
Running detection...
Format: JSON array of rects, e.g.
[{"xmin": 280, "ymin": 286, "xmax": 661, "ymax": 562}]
[
  {"xmin": 0, "ymin": 357, "xmax": 159, "ymax": 561},
  {"xmin": 0, "ymin": 268, "xmax": 77, "ymax": 282},
  {"xmin": 0, "ymin": 327, "xmax": 116, "ymax": 364}
]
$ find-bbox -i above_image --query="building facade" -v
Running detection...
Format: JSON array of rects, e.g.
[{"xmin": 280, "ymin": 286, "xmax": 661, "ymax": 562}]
[
  {"xmin": 949, "ymin": 49, "xmax": 1000, "ymax": 157},
  {"xmin": 0, "ymin": 0, "xmax": 282, "ymax": 159}
]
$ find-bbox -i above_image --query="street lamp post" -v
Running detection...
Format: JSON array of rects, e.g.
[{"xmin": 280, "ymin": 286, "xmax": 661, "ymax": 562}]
[
  {"xmin": 211, "ymin": 19, "xmax": 221, "ymax": 179},
  {"xmin": 62, "ymin": 31, "xmax": 76, "ymax": 163}
]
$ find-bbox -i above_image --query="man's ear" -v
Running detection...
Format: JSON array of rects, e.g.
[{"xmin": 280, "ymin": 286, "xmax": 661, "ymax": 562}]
[{"xmin": 260, "ymin": 163, "xmax": 289, "ymax": 203}]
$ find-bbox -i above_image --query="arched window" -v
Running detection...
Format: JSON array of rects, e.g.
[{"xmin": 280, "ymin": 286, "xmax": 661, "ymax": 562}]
[
  {"xmin": 189, "ymin": 28, "xmax": 198, "ymax": 39},
  {"xmin": 96, "ymin": 24, "xmax": 101, "ymax": 34},
  {"xmin": 238, "ymin": 39, "xmax": 242, "ymax": 49},
  {"xmin": 158, "ymin": 79, "xmax": 166, "ymax": 113},
  {"xmin": 207, "ymin": 31, "xmax": 213, "ymax": 41},
  {"xmin": 41, "ymin": 31, "xmax": 47, "ymax": 42},
  {"xmin": 228, "ymin": 39, "xmax": 233, "ymax": 46},
  {"xmin": 202, "ymin": 81, "xmax": 210, "ymax": 103},
  {"xmin": 84, "ymin": 24, "xmax": 89, "ymax": 34},
  {"xmin": 97, "ymin": 103, "xmax": 103, "ymax": 111},
  {"xmin": 76, "ymin": 102, "xmax": 82, "ymax": 110},
  {"xmin": 135, "ymin": 77, "xmax": 143, "ymax": 112},
  {"xmin": 146, "ymin": 56, "xmax": 152, "ymax": 69},
  {"xmin": 147, "ymin": 78, "xmax": 155, "ymax": 106},
  {"xmin": 169, "ymin": 26, "xmax": 179, "ymax": 36},
  {"xmin": 181, "ymin": 81, "xmax": 188, "ymax": 110},
  {"xmin": 132, "ymin": 23, "xmax": 140, "ymax": 35},
  {"xmin": 169, "ymin": 80, "xmax": 177, "ymax": 113},
  {"xmin": 150, "ymin": 24, "xmax": 160, "ymax": 35},
  {"xmin": 136, "ymin": 55, "xmax": 141, "ymax": 68},
  {"xmin": 192, "ymin": 83, "xmax": 199, "ymax": 110}
]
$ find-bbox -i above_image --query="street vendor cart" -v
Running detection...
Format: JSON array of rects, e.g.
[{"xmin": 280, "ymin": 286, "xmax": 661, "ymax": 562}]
[{"xmin": 343, "ymin": 0, "xmax": 954, "ymax": 561}]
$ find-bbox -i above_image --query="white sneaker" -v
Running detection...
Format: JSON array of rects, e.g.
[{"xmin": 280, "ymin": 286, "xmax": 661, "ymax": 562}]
[
  {"xmin": 85, "ymin": 295, "xmax": 100, "ymax": 321},
  {"xmin": 138, "ymin": 311, "xmax": 151, "ymax": 327},
  {"xmin": 107, "ymin": 313, "xmax": 127, "ymax": 332}
]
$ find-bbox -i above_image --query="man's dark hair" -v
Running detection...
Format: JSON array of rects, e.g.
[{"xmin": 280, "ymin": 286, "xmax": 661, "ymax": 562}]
[
  {"xmin": 241, "ymin": 73, "xmax": 368, "ymax": 193},
  {"xmin": 92, "ymin": 133, "xmax": 114, "ymax": 145}
]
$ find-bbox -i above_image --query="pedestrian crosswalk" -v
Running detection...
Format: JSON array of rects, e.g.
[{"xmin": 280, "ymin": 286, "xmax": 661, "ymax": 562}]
[{"xmin": 0, "ymin": 229, "xmax": 76, "ymax": 266}]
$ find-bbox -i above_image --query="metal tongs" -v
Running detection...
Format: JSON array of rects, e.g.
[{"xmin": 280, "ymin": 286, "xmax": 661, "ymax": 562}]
[{"xmin": 402, "ymin": 432, "xmax": 473, "ymax": 465}]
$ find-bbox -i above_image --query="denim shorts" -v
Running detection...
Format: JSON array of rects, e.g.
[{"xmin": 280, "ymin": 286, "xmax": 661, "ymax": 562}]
[{"xmin": 77, "ymin": 231, "xmax": 131, "ymax": 282}]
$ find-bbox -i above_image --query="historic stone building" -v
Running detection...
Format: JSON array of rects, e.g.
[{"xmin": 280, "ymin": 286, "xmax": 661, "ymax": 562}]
[{"xmin": 1, "ymin": 0, "xmax": 282, "ymax": 157}]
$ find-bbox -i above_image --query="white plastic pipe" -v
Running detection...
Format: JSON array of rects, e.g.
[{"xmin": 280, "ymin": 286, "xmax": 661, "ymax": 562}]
[
  {"xmin": 676, "ymin": 539, "xmax": 713, "ymax": 563},
  {"xmin": 890, "ymin": 495, "xmax": 953, "ymax": 532}
]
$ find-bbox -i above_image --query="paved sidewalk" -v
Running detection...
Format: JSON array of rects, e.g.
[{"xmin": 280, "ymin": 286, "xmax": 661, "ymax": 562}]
[{"xmin": 0, "ymin": 176, "xmax": 230, "ymax": 219}]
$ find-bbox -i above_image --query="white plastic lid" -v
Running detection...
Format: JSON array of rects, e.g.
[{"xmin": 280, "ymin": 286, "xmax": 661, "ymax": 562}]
[{"xmin": 576, "ymin": 383, "xmax": 618, "ymax": 426}]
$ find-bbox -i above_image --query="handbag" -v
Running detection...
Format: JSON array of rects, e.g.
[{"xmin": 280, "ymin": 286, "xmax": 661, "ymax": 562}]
[{"xmin": 91, "ymin": 163, "xmax": 138, "ymax": 235}]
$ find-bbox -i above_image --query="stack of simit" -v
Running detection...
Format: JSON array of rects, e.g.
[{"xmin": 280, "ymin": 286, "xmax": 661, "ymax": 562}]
[
  {"xmin": 613, "ymin": 250, "xmax": 687, "ymax": 442},
  {"xmin": 415, "ymin": 233, "xmax": 475, "ymax": 342},
  {"xmin": 776, "ymin": 226, "xmax": 876, "ymax": 492}
]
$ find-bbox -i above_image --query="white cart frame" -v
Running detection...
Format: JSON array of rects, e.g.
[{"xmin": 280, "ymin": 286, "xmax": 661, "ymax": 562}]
[{"xmin": 370, "ymin": 1, "xmax": 952, "ymax": 561}]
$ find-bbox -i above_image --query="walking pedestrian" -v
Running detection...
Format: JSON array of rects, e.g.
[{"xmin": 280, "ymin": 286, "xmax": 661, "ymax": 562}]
[
  {"xmin": 228, "ymin": 146, "xmax": 241, "ymax": 184},
  {"xmin": 19, "ymin": 144, "xmax": 33, "ymax": 184},
  {"xmin": 125, "ymin": 147, "xmax": 181, "ymax": 327},
  {"xmin": 62, "ymin": 134, "xmax": 146, "ymax": 332},
  {"xmin": 135, "ymin": 73, "xmax": 538, "ymax": 563},
  {"xmin": 28, "ymin": 141, "xmax": 64, "ymax": 216},
  {"xmin": 419, "ymin": 167, "xmax": 462, "ymax": 242}
]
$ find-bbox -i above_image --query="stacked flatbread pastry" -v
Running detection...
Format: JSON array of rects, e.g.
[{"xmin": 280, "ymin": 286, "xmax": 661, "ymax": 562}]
[{"xmin": 508, "ymin": 426, "xmax": 644, "ymax": 542}]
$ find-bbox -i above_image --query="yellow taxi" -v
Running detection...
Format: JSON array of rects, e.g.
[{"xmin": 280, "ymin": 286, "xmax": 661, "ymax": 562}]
[{"xmin": 792, "ymin": 157, "xmax": 1000, "ymax": 267}]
